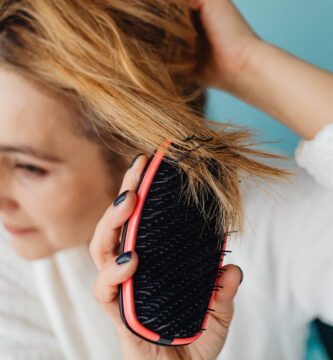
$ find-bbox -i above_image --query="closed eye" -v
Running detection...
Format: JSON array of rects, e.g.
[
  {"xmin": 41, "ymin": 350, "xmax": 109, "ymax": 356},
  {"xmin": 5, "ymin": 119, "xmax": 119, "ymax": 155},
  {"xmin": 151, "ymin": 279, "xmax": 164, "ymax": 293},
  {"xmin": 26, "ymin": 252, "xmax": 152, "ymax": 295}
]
[{"xmin": 15, "ymin": 163, "xmax": 48, "ymax": 176}]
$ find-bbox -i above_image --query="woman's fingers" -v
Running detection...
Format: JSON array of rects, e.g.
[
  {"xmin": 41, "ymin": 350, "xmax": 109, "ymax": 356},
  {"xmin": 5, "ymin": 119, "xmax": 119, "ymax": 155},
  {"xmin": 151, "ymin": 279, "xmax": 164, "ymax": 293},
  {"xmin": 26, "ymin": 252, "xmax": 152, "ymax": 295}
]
[
  {"xmin": 118, "ymin": 153, "xmax": 147, "ymax": 195},
  {"xmin": 210, "ymin": 264, "xmax": 243, "ymax": 327},
  {"xmin": 92, "ymin": 251, "xmax": 139, "ymax": 330},
  {"xmin": 89, "ymin": 154, "xmax": 148, "ymax": 270},
  {"xmin": 93, "ymin": 251, "xmax": 139, "ymax": 304},
  {"xmin": 89, "ymin": 190, "xmax": 137, "ymax": 270}
]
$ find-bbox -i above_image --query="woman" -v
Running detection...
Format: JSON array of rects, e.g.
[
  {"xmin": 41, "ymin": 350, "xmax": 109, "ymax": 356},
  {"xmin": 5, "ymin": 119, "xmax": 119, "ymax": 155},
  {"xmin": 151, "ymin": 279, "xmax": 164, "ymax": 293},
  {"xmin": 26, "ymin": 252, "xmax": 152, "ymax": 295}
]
[
  {"xmin": 0, "ymin": 0, "xmax": 332, "ymax": 359},
  {"xmin": 0, "ymin": 1, "xmax": 274, "ymax": 358}
]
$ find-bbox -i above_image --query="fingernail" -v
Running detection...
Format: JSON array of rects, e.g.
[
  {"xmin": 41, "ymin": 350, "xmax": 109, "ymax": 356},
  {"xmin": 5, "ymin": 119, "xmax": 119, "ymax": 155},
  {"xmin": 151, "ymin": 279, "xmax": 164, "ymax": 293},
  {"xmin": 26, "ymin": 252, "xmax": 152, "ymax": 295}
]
[
  {"xmin": 130, "ymin": 153, "xmax": 144, "ymax": 168},
  {"xmin": 113, "ymin": 190, "xmax": 129, "ymax": 206},
  {"xmin": 115, "ymin": 251, "xmax": 132, "ymax": 265},
  {"xmin": 236, "ymin": 265, "xmax": 244, "ymax": 284}
]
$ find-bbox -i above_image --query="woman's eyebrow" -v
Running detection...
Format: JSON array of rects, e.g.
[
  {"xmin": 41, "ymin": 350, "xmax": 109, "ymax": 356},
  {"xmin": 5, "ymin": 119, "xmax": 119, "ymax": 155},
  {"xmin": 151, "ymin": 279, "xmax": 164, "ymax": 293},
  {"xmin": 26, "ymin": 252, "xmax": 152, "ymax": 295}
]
[{"xmin": 0, "ymin": 144, "xmax": 62, "ymax": 163}]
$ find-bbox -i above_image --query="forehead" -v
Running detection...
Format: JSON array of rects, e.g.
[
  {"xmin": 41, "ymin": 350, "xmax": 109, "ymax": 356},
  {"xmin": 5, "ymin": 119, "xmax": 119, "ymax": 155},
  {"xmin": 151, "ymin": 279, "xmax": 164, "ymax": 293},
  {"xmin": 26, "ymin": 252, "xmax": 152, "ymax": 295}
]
[{"xmin": 0, "ymin": 67, "xmax": 80, "ymax": 153}]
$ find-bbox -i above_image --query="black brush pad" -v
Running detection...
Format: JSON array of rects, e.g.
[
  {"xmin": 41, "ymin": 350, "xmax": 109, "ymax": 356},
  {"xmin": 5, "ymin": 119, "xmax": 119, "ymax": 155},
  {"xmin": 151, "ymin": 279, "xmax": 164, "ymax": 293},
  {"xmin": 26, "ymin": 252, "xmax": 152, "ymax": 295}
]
[{"xmin": 119, "ymin": 151, "xmax": 226, "ymax": 344}]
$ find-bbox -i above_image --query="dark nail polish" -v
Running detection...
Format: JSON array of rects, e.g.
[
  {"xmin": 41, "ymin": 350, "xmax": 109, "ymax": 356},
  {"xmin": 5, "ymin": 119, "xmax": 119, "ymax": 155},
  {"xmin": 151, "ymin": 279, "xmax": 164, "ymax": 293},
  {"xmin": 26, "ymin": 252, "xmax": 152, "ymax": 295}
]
[
  {"xmin": 130, "ymin": 153, "xmax": 144, "ymax": 168},
  {"xmin": 115, "ymin": 251, "xmax": 132, "ymax": 265},
  {"xmin": 236, "ymin": 265, "xmax": 244, "ymax": 284},
  {"xmin": 113, "ymin": 190, "xmax": 129, "ymax": 206}
]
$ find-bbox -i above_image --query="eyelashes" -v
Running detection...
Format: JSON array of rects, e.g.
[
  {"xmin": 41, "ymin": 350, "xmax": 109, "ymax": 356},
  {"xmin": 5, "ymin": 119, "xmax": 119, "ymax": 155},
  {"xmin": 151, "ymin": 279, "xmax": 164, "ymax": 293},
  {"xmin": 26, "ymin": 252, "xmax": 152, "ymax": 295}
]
[{"xmin": 15, "ymin": 163, "xmax": 48, "ymax": 176}]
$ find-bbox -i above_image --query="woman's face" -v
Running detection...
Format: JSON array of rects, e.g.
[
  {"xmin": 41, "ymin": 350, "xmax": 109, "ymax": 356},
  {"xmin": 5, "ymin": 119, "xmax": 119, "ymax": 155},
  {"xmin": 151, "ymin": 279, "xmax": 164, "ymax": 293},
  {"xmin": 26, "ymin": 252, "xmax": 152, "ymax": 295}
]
[{"xmin": 0, "ymin": 67, "xmax": 123, "ymax": 260}]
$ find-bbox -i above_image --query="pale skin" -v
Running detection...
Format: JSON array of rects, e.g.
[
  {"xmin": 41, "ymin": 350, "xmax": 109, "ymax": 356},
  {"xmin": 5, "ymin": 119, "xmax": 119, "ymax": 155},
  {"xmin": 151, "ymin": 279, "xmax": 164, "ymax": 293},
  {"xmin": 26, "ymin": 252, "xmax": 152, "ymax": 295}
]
[
  {"xmin": 0, "ymin": 67, "xmax": 123, "ymax": 259},
  {"xmin": 1, "ymin": 0, "xmax": 332, "ymax": 359}
]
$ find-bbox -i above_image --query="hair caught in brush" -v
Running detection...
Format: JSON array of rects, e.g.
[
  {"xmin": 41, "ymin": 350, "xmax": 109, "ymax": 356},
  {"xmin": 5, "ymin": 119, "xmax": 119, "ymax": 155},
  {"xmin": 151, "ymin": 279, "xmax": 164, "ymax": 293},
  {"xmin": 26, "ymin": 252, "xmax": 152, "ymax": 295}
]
[{"xmin": 0, "ymin": 0, "xmax": 291, "ymax": 236}]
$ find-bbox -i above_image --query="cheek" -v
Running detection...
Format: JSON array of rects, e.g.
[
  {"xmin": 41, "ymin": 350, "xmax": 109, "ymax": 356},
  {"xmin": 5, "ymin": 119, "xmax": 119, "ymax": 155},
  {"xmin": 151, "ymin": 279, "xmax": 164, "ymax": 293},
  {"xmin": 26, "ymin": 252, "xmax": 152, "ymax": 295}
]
[
  {"xmin": 17, "ymin": 175, "xmax": 115, "ymax": 247},
  {"xmin": 8, "ymin": 176, "xmax": 116, "ymax": 260},
  {"xmin": 51, "ymin": 179, "xmax": 115, "ymax": 247}
]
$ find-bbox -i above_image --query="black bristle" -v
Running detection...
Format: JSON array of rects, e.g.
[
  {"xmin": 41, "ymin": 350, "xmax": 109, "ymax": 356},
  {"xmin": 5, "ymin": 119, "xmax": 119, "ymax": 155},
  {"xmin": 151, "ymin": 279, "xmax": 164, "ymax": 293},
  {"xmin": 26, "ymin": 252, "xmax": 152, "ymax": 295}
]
[
  {"xmin": 121, "ymin": 154, "xmax": 227, "ymax": 342},
  {"xmin": 226, "ymin": 230, "xmax": 237, "ymax": 235},
  {"xmin": 222, "ymin": 250, "xmax": 232, "ymax": 253}
]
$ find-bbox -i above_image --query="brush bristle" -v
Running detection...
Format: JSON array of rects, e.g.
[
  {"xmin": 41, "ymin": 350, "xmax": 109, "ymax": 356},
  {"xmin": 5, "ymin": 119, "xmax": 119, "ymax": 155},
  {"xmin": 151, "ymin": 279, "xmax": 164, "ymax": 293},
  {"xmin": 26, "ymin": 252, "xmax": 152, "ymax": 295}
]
[{"xmin": 132, "ymin": 156, "xmax": 226, "ymax": 340}]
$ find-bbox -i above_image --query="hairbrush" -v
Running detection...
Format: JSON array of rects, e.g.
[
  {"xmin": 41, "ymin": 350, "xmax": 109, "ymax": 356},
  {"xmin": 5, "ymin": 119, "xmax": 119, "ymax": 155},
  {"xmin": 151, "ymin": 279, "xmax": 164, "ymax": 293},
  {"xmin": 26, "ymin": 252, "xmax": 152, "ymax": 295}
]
[{"xmin": 118, "ymin": 138, "xmax": 229, "ymax": 346}]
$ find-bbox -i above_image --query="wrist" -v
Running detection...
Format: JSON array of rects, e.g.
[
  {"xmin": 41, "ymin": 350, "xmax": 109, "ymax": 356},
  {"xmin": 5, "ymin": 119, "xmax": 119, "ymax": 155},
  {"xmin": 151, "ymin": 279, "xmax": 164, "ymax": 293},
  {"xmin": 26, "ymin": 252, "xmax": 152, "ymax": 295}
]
[{"xmin": 217, "ymin": 39, "xmax": 270, "ymax": 98}]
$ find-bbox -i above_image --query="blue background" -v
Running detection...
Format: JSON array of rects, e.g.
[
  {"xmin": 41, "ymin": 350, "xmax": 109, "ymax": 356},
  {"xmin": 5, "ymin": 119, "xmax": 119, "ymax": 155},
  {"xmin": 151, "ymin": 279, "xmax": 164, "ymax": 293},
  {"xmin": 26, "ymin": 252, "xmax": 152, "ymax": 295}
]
[{"xmin": 204, "ymin": 1, "xmax": 333, "ymax": 358}]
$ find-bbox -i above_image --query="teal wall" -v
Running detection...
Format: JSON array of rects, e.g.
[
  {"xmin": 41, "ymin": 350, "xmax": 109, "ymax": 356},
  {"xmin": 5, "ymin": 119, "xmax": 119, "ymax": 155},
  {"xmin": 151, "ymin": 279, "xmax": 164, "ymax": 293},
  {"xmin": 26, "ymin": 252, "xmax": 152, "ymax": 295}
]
[{"xmin": 205, "ymin": 0, "xmax": 333, "ymax": 157}]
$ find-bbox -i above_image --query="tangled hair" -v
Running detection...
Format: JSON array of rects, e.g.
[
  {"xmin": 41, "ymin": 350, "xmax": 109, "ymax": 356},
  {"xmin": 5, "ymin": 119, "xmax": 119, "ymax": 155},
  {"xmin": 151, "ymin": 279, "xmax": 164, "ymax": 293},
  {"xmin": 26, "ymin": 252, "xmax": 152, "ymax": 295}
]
[{"xmin": 0, "ymin": 0, "xmax": 290, "ymax": 236}]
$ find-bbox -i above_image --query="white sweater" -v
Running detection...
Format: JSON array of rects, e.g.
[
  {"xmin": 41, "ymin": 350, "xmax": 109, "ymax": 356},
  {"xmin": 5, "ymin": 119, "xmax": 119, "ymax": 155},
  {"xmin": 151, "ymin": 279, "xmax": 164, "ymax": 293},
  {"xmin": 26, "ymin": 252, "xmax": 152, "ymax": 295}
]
[{"xmin": 1, "ymin": 123, "xmax": 333, "ymax": 360}]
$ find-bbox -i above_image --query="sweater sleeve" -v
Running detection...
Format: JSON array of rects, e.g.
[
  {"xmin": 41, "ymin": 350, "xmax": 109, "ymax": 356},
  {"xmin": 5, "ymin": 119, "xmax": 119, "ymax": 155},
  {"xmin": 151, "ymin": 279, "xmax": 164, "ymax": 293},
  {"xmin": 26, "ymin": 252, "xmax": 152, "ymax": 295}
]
[
  {"xmin": 0, "ymin": 226, "xmax": 64, "ymax": 360},
  {"xmin": 295, "ymin": 123, "xmax": 333, "ymax": 189}
]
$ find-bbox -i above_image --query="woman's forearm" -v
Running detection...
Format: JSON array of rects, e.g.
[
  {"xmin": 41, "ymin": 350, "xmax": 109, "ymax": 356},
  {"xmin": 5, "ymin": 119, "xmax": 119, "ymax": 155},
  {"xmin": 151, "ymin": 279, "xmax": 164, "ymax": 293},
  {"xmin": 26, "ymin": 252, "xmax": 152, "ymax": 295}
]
[{"xmin": 222, "ymin": 40, "xmax": 333, "ymax": 140}]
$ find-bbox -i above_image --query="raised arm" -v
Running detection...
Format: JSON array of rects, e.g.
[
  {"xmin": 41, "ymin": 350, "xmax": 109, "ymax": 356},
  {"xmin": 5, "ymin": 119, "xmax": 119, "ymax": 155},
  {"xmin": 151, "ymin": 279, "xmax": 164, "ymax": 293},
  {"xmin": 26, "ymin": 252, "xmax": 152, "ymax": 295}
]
[
  {"xmin": 226, "ymin": 41, "xmax": 333, "ymax": 140},
  {"xmin": 190, "ymin": 0, "xmax": 333, "ymax": 140}
]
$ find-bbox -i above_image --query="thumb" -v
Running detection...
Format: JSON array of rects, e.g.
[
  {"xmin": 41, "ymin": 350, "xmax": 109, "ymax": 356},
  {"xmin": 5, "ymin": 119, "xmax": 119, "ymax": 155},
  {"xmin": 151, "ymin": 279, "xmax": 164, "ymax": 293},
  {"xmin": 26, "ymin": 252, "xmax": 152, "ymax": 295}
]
[{"xmin": 210, "ymin": 264, "xmax": 243, "ymax": 327}]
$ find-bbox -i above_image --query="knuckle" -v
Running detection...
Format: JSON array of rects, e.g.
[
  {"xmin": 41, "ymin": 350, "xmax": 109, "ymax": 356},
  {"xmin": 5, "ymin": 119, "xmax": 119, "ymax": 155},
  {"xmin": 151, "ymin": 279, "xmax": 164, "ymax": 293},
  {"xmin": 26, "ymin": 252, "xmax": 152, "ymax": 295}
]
[
  {"xmin": 95, "ymin": 283, "xmax": 117, "ymax": 304},
  {"xmin": 88, "ymin": 245, "xmax": 96, "ymax": 265},
  {"xmin": 88, "ymin": 238, "xmax": 95, "ymax": 257},
  {"xmin": 92, "ymin": 282, "xmax": 103, "ymax": 303},
  {"xmin": 94, "ymin": 216, "xmax": 106, "ymax": 235},
  {"xmin": 88, "ymin": 235, "xmax": 100, "ymax": 262},
  {"xmin": 108, "ymin": 287, "xmax": 118, "ymax": 303},
  {"xmin": 89, "ymin": 222, "xmax": 108, "ymax": 259}
]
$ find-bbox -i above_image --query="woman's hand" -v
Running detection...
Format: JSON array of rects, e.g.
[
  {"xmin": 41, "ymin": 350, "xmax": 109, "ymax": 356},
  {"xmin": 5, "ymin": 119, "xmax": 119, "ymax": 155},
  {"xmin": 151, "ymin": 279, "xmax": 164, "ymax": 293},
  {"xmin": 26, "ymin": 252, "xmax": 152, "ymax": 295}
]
[
  {"xmin": 89, "ymin": 153, "xmax": 243, "ymax": 360},
  {"xmin": 189, "ymin": 0, "xmax": 262, "ymax": 91},
  {"xmin": 190, "ymin": 0, "xmax": 333, "ymax": 139}
]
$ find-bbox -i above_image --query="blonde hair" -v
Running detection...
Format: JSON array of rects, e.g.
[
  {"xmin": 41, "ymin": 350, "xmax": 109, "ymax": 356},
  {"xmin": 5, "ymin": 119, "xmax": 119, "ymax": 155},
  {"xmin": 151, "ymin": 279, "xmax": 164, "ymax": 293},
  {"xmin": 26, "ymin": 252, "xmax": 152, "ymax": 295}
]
[{"xmin": 0, "ymin": 0, "xmax": 289, "ymax": 236}]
